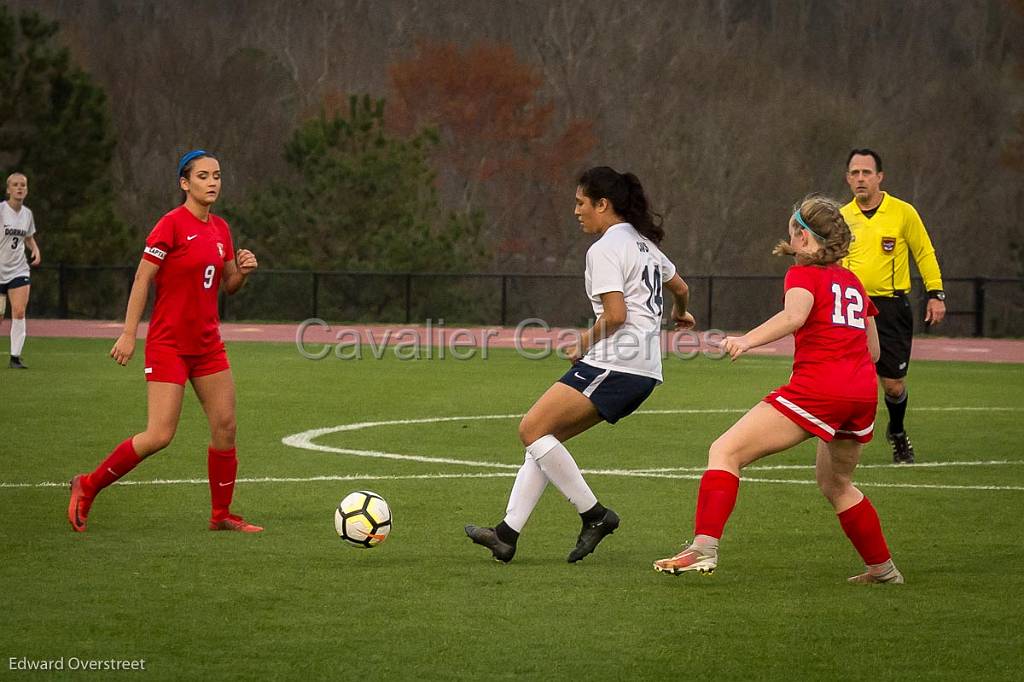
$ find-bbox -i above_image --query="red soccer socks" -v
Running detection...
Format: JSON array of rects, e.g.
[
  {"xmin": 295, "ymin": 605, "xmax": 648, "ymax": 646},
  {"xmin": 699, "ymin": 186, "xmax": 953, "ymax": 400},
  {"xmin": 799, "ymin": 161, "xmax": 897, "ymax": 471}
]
[
  {"xmin": 68, "ymin": 437, "xmax": 142, "ymax": 532},
  {"xmin": 838, "ymin": 496, "xmax": 892, "ymax": 566},
  {"xmin": 207, "ymin": 445, "xmax": 238, "ymax": 523},
  {"xmin": 693, "ymin": 469, "xmax": 740, "ymax": 540},
  {"xmin": 85, "ymin": 437, "xmax": 142, "ymax": 492}
]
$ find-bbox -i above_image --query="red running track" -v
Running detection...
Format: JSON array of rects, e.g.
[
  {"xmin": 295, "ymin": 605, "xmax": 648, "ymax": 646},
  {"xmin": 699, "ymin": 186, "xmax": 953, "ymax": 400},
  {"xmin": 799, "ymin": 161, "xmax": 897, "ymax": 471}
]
[{"xmin": 13, "ymin": 319, "xmax": 1024, "ymax": 364}]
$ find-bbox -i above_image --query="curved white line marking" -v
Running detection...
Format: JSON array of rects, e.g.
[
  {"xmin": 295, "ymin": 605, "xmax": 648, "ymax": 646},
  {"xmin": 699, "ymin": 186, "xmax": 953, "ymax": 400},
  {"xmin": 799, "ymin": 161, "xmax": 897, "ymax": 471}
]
[
  {"xmin": 5, "ymin": 409, "xmax": 1021, "ymax": 492},
  {"xmin": 274, "ymin": 409, "xmax": 1024, "ymax": 492}
]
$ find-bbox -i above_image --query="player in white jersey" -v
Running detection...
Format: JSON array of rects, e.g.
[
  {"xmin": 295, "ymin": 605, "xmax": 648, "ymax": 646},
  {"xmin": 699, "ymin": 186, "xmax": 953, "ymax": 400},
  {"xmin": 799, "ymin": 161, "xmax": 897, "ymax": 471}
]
[
  {"xmin": 467, "ymin": 166, "xmax": 693, "ymax": 563},
  {"xmin": 1, "ymin": 173, "xmax": 42, "ymax": 369}
]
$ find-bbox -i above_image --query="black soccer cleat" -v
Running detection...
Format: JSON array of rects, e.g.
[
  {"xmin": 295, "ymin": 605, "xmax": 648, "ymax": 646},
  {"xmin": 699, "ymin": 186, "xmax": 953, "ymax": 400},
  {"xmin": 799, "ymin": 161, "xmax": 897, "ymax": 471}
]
[
  {"xmin": 567, "ymin": 508, "xmax": 620, "ymax": 563},
  {"xmin": 887, "ymin": 426, "xmax": 916, "ymax": 464},
  {"xmin": 465, "ymin": 525, "xmax": 516, "ymax": 563},
  {"xmin": 9, "ymin": 355, "xmax": 26, "ymax": 369}
]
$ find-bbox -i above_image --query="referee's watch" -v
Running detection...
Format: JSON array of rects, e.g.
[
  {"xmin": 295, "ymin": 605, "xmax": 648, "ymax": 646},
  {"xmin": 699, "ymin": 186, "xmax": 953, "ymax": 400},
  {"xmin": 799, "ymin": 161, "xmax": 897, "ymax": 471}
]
[{"xmin": 927, "ymin": 290, "xmax": 946, "ymax": 301}]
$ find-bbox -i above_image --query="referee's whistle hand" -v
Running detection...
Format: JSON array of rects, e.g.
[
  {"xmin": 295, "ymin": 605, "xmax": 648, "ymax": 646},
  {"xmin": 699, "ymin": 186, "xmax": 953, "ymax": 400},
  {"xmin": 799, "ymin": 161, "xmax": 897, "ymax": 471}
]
[{"xmin": 925, "ymin": 300, "xmax": 946, "ymax": 325}]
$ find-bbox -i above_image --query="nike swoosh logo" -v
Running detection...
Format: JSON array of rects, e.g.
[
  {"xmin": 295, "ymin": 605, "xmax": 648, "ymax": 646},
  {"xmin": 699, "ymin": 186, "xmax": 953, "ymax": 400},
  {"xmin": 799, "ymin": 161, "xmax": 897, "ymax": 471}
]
[
  {"xmin": 107, "ymin": 467, "xmax": 119, "ymax": 476},
  {"xmin": 218, "ymin": 481, "xmax": 233, "ymax": 487},
  {"xmin": 573, "ymin": 372, "xmax": 586, "ymax": 380},
  {"xmin": 187, "ymin": 235, "xmax": 198, "ymax": 241}
]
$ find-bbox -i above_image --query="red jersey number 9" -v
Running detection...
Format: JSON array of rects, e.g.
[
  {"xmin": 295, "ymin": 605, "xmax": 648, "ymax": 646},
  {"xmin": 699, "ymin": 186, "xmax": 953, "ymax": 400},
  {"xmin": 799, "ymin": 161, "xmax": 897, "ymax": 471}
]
[
  {"xmin": 830, "ymin": 283, "xmax": 865, "ymax": 329},
  {"xmin": 203, "ymin": 265, "xmax": 215, "ymax": 289}
]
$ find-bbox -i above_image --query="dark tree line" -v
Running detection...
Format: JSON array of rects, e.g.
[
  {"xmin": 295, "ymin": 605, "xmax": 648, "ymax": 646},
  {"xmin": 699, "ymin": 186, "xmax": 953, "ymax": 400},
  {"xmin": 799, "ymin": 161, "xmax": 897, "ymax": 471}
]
[
  {"xmin": 0, "ymin": 4, "xmax": 132, "ymax": 264},
  {"xmin": 3, "ymin": 0, "xmax": 1023, "ymax": 281}
]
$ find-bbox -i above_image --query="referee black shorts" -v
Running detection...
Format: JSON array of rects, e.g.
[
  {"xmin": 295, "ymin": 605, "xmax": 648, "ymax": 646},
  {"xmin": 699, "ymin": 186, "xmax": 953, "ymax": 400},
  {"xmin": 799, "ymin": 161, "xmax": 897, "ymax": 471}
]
[{"xmin": 871, "ymin": 294, "xmax": 913, "ymax": 379}]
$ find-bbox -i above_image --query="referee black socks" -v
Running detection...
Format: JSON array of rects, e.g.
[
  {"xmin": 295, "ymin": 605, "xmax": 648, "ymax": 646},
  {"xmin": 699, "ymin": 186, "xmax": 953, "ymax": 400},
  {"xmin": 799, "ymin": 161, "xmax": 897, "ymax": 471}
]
[{"xmin": 885, "ymin": 390, "xmax": 908, "ymax": 434}]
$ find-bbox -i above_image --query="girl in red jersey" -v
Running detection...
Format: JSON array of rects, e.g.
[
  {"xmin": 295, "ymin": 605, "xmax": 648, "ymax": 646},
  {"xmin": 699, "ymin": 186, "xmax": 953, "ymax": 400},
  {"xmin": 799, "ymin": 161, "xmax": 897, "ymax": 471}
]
[
  {"xmin": 68, "ymin": 150, "xmax": 262, "ymax": 533},
  {"xmin": 654, "ymin": 194, "xmax": 903, "ymax": 584}
]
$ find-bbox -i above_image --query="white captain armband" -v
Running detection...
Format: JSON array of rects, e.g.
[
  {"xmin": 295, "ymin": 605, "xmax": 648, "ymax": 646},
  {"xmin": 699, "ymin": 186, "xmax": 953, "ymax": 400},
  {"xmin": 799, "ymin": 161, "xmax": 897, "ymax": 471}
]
[{"xmin": 144, "ymin": 246, "xmax": 167, "ymax": 260}]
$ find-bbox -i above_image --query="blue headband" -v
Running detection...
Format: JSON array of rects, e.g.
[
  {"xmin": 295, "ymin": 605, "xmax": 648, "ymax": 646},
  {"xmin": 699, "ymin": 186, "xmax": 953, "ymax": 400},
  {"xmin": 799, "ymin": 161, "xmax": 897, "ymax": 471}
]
[
  {"xmin": 177, "ymin": 149, "xmax": 209, "ymax": 178},
  {"xmin": 793, "ymin": 209, "xmax": 826, "ymax": 242}
]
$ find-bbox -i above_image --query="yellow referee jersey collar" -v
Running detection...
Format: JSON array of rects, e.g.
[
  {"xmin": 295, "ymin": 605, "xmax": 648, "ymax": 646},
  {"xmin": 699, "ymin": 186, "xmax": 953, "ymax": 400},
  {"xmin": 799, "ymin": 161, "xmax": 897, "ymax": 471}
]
[{"xmin": 854, "ymin": 191, "xmax": 890, "ymax": 215}]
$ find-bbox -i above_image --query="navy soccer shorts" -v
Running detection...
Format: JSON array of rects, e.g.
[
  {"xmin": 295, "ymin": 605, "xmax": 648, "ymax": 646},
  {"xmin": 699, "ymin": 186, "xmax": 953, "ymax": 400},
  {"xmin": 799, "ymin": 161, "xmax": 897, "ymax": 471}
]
[
  {"xmin": 558, "ymin": 361, "xmax": 658, "ymax": 424},
  {"xmin": 0, "ymin": 276, "xmax": 30, "ymax": 294}
]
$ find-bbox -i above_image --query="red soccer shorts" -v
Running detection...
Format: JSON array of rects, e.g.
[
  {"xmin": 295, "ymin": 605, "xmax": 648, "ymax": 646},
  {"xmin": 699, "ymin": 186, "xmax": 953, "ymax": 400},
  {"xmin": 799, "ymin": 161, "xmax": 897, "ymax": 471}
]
[
  {"xmin": 763, "ymin": 385, "xmax": 876, "ymax": 443},
  {"xmin": 144, "ymin": 345, "xmax": 230, "ymax": 385}
]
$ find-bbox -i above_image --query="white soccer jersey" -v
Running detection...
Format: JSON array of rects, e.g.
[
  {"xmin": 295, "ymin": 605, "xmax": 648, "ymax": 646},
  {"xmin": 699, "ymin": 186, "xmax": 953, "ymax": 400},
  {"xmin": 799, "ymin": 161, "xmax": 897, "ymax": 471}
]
[
  {"xmin": 0, "ymin": 201, "xmax": 36, "ymax": 284},
  {"xmin": 582, "ymin": 222, "xmax": 677, "ymax": 382}
]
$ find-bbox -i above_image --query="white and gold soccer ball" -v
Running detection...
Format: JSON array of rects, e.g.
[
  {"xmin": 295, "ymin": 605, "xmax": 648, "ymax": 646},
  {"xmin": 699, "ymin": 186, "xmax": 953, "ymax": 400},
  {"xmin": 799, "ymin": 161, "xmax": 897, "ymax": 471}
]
[{"xmin": 335, "ymin": 490, "xmax": 392, "ymax": 548}]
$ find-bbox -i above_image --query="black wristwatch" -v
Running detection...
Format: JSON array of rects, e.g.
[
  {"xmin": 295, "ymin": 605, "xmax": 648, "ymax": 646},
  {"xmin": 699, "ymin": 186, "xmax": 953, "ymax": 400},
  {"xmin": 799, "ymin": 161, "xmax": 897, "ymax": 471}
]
[{"xmin": 927, "ymin": 290, "xmax": 946, "ymax": 301}]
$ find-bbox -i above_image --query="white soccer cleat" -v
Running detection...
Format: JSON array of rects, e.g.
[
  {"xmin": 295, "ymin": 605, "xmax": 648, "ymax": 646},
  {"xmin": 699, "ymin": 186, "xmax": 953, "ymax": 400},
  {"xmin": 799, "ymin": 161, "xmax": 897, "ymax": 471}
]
[
  {"xmin": 848, "ymin": 568, "xmax": 904, "ymax": 584},
  {"xmin": 653, "ymin": 543, "xmax": 718, "ymax": 575}
]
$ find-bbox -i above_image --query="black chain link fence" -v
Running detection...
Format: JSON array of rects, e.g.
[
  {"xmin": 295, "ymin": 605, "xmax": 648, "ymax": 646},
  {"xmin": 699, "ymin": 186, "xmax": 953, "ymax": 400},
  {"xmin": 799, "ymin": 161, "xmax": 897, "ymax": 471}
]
[{"xmin": 21, "ymin": 264, "xmax": 1024, "ymax": 337}]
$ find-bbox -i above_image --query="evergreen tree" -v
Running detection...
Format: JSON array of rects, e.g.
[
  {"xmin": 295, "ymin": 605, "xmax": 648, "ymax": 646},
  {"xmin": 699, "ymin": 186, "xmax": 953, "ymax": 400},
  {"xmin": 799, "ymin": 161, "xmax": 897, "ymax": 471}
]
[
  {"xmin": 0, "ymin": 4, "xmax": 131, "ymax": 264},
  {"xmin": 225, "ymin": 95, "xmax": 488, "ymax": 272}
]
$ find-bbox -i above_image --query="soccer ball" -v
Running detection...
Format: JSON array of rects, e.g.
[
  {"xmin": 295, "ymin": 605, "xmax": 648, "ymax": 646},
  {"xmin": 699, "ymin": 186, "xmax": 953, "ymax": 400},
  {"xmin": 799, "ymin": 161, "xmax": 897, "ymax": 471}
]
[{"xmin": 335, "ymin": 490, "xmax": 392, "ymax": 548}]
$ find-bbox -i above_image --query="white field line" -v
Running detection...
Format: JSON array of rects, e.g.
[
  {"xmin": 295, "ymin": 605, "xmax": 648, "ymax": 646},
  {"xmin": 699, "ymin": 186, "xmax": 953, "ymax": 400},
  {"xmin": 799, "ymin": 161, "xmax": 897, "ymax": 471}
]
[
  {"xmin": 5, "ymin": 470, "xmax": 1024, "ymax": 492},
  {"xmin": 0, "ymin": 473, "xmax": 519, "ymax": 489},
  {"xmin": 632, "ymin": 460, "xmax": 1024, "ymax": 474},
  {"xmin": 6, "ymin": 408, "xmax": 1022, "ymax": 493}
]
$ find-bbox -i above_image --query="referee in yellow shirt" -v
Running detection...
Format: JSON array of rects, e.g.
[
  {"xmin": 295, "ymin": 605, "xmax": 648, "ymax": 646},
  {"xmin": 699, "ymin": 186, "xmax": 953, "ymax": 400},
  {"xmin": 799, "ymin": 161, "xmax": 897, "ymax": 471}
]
[{"xmin": 841, "ymin": 149, "xmax": 946, "ymax": 464}]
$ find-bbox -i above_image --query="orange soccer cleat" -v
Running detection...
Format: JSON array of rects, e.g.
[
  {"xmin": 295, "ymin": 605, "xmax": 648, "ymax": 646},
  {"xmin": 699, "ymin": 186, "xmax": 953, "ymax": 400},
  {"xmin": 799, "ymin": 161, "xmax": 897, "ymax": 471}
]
[
  {"xmin": 68, "ymin": 475, "xmax": 95, "ymax": 533},
  {"xmin": 209, "ymin": 514, "xmax": 264, "ymax": 533}
]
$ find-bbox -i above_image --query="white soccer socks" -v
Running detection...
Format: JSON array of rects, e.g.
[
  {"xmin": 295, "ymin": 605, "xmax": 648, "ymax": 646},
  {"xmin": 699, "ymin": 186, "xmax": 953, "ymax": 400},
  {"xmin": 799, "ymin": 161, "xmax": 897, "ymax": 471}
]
[
  {"xmin": 526, "ymin": 434, "xmax": 598, "ymax": 514},
  {"xmin": 10, "ymin": 317, "xmax": 26, "ymax": 357},
  {"xmin": 503, "ymin": 451, "xmax": 548, "ymax": 532}
]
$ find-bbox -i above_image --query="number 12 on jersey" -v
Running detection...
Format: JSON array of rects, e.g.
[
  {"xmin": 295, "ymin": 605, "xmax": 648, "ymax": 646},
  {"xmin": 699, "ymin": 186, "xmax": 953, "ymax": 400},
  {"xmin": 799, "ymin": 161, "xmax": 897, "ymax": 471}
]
[{"xmin": 830, "ymin": 283, "xmax": 865, "ymax": 329}]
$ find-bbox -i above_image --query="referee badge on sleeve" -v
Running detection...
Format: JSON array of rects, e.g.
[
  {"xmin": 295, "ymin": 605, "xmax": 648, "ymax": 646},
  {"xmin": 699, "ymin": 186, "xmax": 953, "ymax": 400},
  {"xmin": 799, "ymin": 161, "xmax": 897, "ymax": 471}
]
[{"xmin": 881, "ymin": 237, "xmax": 896, "ymax": 253}]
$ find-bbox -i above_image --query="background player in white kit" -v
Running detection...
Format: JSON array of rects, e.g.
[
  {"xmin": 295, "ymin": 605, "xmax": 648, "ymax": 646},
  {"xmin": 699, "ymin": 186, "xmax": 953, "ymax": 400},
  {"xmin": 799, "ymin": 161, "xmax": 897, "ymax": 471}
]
[
  {"xmin": 466, "ymin": 166, "xmax": 694, "ymax": 563},
  {"xmin": 1, "ymin": 173, "xmax": 42, "ymax": 369}
]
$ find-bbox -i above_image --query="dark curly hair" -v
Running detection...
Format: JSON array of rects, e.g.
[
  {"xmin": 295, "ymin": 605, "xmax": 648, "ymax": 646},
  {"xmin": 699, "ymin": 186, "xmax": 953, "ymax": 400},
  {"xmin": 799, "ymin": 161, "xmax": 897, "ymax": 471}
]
[{"xmin": 577, "ymin": 166, "xmax": 664, "ymax": 244}]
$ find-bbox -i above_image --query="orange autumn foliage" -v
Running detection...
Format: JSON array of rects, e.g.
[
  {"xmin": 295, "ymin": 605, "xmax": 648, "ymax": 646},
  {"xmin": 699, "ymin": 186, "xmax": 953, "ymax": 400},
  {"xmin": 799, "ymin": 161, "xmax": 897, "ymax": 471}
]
[{"xmin": 388, "ymin": 41, "xmax": 594, "ymax": 186}]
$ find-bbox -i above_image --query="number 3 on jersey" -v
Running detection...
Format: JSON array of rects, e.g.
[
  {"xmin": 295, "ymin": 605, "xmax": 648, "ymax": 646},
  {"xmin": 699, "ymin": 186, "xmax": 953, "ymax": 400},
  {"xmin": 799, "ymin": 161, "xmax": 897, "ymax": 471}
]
[
  {"xmin": 830, "ymin": 283, "xmax": 865, "ymax": 329},
  {"xmin": 202, "ymin": 264, "xmax": 215, "ymax": 289}
]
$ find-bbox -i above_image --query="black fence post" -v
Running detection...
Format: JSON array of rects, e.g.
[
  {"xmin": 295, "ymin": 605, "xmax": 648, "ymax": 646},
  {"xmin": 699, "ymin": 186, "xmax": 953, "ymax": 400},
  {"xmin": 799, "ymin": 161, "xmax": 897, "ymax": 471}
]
[
  {"xmin": 706, "ymin": 276, "xmax": 714, "ymax": 330},
  {"xmin": 404, "ymin": 274, "xmax": 412, "ymax": 324},
  {"xmin": 500, "ymin": 275, "xmax": 509, "ymax": 326},
  {"xmin": 58, "ymin": 262, "xmax": 68, "ymax": 318},
  {"xmin": 974, "ymin": 277, "xmax": 986, "ymax": 337},
  {"xmin": 312, "ymin": 272, "xmax": 319, "ymax": 319}
]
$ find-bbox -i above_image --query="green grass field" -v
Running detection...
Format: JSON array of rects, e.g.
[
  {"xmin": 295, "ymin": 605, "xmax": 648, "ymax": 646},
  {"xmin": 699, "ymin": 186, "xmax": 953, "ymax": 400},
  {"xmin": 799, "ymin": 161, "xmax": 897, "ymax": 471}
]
[{"xmin": 2, "ymin": 337, "xmax": 1022, "ymax": 680}]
